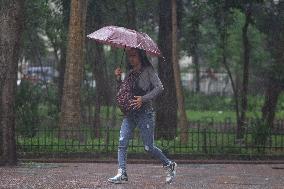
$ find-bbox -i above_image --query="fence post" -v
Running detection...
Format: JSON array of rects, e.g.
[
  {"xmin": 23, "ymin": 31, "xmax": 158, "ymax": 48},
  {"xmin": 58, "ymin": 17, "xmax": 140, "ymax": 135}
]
[
  {"xmin": 202, "ymin": 128, "xmax": 207, "ymax": 154},
  {"xmin": 105, "ymin": 124, "xmax": 110, "ymax": 153}
]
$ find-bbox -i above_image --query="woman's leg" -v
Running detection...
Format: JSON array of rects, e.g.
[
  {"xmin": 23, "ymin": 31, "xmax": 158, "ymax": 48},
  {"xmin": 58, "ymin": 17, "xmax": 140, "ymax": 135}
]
[
  {"xmin": 108, "ymin": 117, "xmax": 134, "ymax": 184},
  {"xmin": 136, "ymin": 111, "xmax": 177, "ymax": 183},
  {"xmin": 136, "ymin": 111, "xmax": 171, "ymax": 166},
  {"xmin": 118, "ymin": 116, "xmax": 135, "ymax": 172}
]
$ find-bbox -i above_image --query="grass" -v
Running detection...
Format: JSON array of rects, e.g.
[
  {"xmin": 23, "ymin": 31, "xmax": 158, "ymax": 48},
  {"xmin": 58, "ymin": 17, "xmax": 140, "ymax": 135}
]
[
  {"xmin": 79, "ymin": 107, "xmax": 284, "ymax": 124},
  {"xmin": 33, "ymin": 93, "xmax": 284, "ymax": 128},
  {"xmin": 187, "ymin": 110, "xmax": 284, "ymax": 122}
]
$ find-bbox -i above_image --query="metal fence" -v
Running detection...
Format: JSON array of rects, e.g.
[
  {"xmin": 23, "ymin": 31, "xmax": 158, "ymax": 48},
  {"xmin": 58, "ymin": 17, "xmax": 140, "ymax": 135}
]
[{"xmin": 16, "ymin": 119, "xmax": 284, "ymax": 159}]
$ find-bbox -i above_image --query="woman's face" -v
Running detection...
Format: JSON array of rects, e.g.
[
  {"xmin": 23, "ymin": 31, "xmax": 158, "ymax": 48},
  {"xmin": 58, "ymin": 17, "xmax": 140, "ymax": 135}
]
[{"xmin": 127, "ymin": 49, "xmax": 141, "ymax": 67}]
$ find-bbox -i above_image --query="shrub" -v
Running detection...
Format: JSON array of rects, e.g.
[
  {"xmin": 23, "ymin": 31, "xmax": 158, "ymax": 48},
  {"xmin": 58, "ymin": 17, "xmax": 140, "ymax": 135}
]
[
  {"xmin": 250, "ymin": 118, "xmax": 271, "ymax": 149},
  {"xmin": 16, "ymin": 80, "xmax": 41, "ymax": 137}
]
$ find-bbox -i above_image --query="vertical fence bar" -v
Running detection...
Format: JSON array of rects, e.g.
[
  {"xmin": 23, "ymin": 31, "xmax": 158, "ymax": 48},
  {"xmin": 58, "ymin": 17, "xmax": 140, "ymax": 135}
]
[
  {"xmin": 191, "ymin": 122, "xmax": 194, "ymax": 152},
  {"xmin": 178, "ymin": 128, "xmax": 181, "ymax": 154},
  {"xmin": 91, "ymin": 127, "xmax": 94, "ymax": 150},
  {"xmin": 30, "ymin": 132, "xmax": 32, "ymax": 151},
  {"xmin": 280, "ymin": 120, "xmax": 284, "ymax": 148},
  {"xmin": 203, "ymin": 128, "xmax": 207, "ymax": 154},
  {"xmin": 36, "ymin": 128, "xmax": 39, "ymax": 152},
  {"xmin": 215, "ymin": 122, "xmax": 218, "ymax": 153},
  {"xmin": 98, "ymin": 127, "xmax": 101, "ymax": 151},
  {"xmin": 221, "ymin": 119, "xmax": 225, "ymax": 153},
  {"xmin": 197, "ymin": 120, "xmax": 200, "ymax": 152},
  {"xmin": 57, "ymin": 128, "xmax": 60, "ymax": 153},
  {"xmin": 172, "ymin": 129, "xmax": 176, "ymax": 154},
  {"xmin": 225, "ymin": 118, "xmax": 229, "ymax": 153},
  {"xmin": 50, "ymin": 129, "xmax": 53, "ymax": 152},
  {"xmin": 64, "ymin": 129, "xmax": 67, "ymax": 151},
  {"xmin": 105, "ymin": 125, "xmax": 110, "ymax": 153},
  {"xmin": 78, "ymin": 127, "xmax": 81, "ymax": 150},
  {"xmin": 44, "ymin": 128, "xmax": 47, "ymax": 151},
  {"xmin": 281, "ymin": 120, "xmax": 284, "ymax": 152},
  {"xmin": 23, "ymin": 132, "xmax": 26, "ymax": 152}
]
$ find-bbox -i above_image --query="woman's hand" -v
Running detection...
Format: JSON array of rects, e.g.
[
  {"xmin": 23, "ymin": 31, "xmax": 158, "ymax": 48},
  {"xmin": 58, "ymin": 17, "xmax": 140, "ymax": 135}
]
[
  {"xmin": 130, "ymin": 96, "xmax": 142, "ymax": 109},
  {"xmin": 114, "ymin": 68, "xmax": 122, "ymax": 80}
]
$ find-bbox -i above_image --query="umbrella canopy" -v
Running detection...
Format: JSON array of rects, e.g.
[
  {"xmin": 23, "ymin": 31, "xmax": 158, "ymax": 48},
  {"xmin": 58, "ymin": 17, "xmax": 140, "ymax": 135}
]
[{"xmin": 87, "ymin": 25, "xmax": 162, "ymax": 57}]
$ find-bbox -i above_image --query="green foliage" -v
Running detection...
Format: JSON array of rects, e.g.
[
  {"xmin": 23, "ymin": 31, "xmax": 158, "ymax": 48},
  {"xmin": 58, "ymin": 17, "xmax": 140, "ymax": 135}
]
[
  {"xmin": 246, "ymin": 95, "xmax": 264, "ymax": 112},
  {"xmin": 45, "ymin": 1, "xmax": 65, "ymax": 54},
  {"xmin": 186, "ymin": 110, "xmax": 236, "ymax": 122},
  {"xmin": 184, "ymin": 91, "xmax": 234, "ymax": 111},
  {"xmin": 16, "ymin": 80, "xmax": 60, "ymax": 136},
  {"xmin": 37, "ymin": 85, "xmax": 59, "ymax": 129},
  {"xmin": 13, "ymin": 0, "xmax": 284, "ymax": 136},
  {"xmin": 16, "ymin": 80, "xmax": 41, "ymax": 137},
  {"xmin": 278, "ymin": 94, "xmax": 284, "ymax": 111},
  {"xmin": 183, "ymin": 92, "xmax": 284, "ymax": 121},
  {"xmin": 250, "ymin": 118, "xmax": 271, "ymax": 149},
  {"xmin": 21, "ymin": 0, "xmax": 50, "ymax": 63}
]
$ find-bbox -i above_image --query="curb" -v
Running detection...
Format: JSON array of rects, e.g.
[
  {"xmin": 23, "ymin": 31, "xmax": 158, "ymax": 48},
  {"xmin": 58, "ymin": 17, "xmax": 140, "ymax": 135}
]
[{"xmin": 19, "ymin": 158, "xmax": 284, "ymax": 164}]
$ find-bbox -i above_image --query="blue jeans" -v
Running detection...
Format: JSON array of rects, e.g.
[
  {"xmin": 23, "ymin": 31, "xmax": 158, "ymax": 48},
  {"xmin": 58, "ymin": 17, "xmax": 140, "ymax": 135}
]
[{"xmin": 118, "ymin": 108, "xmax": 171, "ymax": 171}]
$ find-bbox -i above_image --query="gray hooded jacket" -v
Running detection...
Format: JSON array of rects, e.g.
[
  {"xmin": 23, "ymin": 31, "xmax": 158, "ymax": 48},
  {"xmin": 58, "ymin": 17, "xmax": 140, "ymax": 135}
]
[{"xmin": 117, "ymin": 65, "xmax": 164, "ymax": 110}]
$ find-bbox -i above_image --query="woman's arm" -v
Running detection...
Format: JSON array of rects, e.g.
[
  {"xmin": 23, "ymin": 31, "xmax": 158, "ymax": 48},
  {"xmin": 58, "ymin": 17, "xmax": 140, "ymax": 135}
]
[{"xmin": 141, "ymin": 67, "xmax": 164, "ymax": 102}]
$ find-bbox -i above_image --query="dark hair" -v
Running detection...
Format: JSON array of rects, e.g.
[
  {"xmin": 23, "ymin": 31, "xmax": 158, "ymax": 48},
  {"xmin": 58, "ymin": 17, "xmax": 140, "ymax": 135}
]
[
  {"xmin": 127, "ymin": 48, "xmax": 153, "ymax": 70},
  {"xmin": 138, "ymin": 49, "xmax": 152, "ymax": 68}
]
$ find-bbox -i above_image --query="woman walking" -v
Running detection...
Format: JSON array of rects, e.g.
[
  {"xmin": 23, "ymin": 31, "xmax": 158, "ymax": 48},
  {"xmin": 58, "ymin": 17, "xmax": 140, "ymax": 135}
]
[{"xmin": 108, "ymin": 48, "xmax": 177, "ymax": 184}]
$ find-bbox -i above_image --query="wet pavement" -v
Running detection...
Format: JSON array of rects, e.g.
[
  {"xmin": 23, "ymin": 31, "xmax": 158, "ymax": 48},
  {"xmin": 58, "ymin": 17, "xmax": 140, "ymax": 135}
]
[{"xmin": 1, "ymin": 162, "xmax": 284, "ymax": 189}]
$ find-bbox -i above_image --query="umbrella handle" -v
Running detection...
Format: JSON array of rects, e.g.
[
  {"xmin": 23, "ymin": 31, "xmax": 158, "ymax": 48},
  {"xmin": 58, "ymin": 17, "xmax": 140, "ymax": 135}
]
[{"xmin": 119, "ymin": 47, "xmax": 126, "ymax": 68}]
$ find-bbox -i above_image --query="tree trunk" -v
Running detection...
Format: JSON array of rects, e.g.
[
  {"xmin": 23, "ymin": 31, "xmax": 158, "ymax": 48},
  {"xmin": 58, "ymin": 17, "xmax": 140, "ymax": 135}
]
[
  {"xmin": 156, "ymin": 0, "xmax": 177, "ymax": 140},
  {"xmin": 262, "ymin": 83, "xmax": 282, "ymax": 129},
  {"xmin": 0, "ymin": 0, "xmax": 24, "ymax": 98},
  {"xmin": 59, "ymin": 0, "xmax": 87, "ymax": 140},
  {"xmin": 1, "ymin": 52, "xmax": 19, "ymax": 166},
  {"xmin": 93, "ymin": 43, "xmax": 108, "ymax": 137},
  {"xmin": 86, "ymin": 1, "xmax": 110, "ymax": 137},
  {"xmin": 214, "ymin": 3, "xmax": 243, "ymax": 140},
  {"xmin": 190, "ymin": 18, "xmax": 200, "ymax": 92},
  {"xmin": 58, "ymin": 49, "xmax": 66, "ymax": 109},
  {"xmin": 261, "ymin": 1, "xmax": 284, "ymax": 129},
  {"xmin": 238, "ymin": 4, "xmax": 252, "ymax": 139},
  {"xmin": 0, "ymin": 0, "xmax": 25, "ymax": 165},
  {"xmin": 172, "ymin": 0, "xmax": 188, "ymax": 144},
  {"xmin": 220, "ymin": 23, "xmax": 241, "ymax": 132},
  {"xmin": 223, "ymin": 50, "xmax": 242, "ymax": 139},
  {"xmin": 58, "ymin": 0, "xmax": 71, "ymax": 110},
  {"xmin": 193, "ymin": 52, "xmax": 200, "ymax": 93}
]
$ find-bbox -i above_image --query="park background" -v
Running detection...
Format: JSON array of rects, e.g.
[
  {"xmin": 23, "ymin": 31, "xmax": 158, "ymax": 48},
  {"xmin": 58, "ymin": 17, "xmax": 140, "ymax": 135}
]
[{"xmin": 1, "ymin": 0, "xmax": 284, "ymax": 166}]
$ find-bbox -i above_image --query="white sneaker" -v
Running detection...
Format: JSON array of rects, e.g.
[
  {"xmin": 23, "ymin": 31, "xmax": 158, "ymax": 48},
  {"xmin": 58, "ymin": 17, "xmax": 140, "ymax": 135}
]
[
  {"xmin": 164, "ymin": 162, "xmax": 177, "ymax": 184},
  {"xmin": 108, "ymin": 168, "xmax": 128, "ymax": 184}
]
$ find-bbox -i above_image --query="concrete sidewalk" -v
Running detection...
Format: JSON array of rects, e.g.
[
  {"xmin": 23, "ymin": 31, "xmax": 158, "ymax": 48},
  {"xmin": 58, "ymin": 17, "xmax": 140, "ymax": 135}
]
[{"xmin": 1, "ymin": 162, "xmax": 284, "ymax": 189}]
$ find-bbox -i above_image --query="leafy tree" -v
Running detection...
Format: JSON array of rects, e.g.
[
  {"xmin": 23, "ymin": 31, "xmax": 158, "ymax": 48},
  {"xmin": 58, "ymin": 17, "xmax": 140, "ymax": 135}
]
[
  {"xmin": 46, "ymin": 0, "xmax": 71, "ymax": 110},
  {"xmin": 20, "ymin": 0, "xmax": 49, "ymax": 64},
  {"xmin": 255, "ymin": 1, "xmax": 284, "ymax": 128}
]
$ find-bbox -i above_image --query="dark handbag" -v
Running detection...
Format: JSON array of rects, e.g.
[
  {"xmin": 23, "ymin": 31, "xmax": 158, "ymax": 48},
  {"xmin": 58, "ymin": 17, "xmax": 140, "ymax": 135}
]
[{"xmin": 116, "ymin": 71, "xmax": 142, "ymax": 115}]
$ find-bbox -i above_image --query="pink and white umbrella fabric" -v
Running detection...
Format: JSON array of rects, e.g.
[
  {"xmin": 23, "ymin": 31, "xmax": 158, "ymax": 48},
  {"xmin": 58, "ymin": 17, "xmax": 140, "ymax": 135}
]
[{"xmin": 87, "ymin": 25, "xmax": 162, "ymax": 57}]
